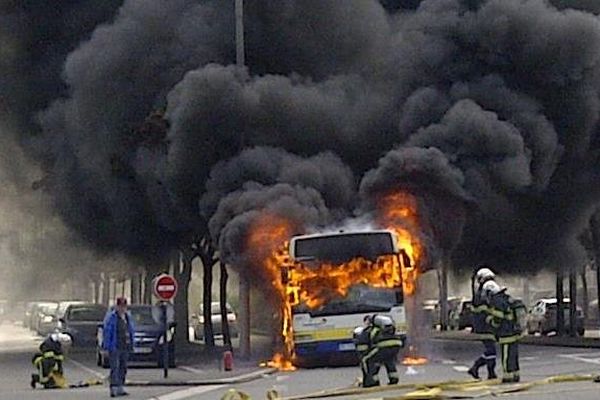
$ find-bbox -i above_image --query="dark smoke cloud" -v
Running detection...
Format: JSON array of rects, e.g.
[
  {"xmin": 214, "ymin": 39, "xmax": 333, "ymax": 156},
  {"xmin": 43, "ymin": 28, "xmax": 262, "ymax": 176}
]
[
  {"xmin": 200, "ymin": 146, "xmax": 355, "ymax": 219},
  {"xmin": 209, "ymin": 183, "xmax": 331, "ymax": 272},
  {"xmin": 6, "ymin": 0, "xmax": 600, "ymax": 280}
]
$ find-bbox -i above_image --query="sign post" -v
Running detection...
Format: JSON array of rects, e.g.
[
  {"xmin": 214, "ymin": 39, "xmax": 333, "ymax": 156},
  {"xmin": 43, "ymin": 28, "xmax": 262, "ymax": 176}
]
[{"xmin": 152, "ymin": 274, "xmax": 178, "ymax": 378}]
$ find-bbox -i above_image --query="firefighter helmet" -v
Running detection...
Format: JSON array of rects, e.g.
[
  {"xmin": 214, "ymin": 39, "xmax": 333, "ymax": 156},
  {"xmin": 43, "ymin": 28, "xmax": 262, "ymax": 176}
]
[
  {"xmin": 482, "ymin": 280, "xmax": 502, "ymax": 297},
  {"xmin": 475, "ymin": 267, "xmax": 496, "ymax": 285}
]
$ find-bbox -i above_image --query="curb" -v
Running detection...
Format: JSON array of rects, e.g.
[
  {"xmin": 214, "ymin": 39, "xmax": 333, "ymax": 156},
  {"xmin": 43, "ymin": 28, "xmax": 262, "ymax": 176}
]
[
  {"xmin": 431, "ymin": 332, "xmax": 600, "ymax": 348},
  {"xmin": 126, "ymin": 367, "xmax": 277, "ymax": 387}
]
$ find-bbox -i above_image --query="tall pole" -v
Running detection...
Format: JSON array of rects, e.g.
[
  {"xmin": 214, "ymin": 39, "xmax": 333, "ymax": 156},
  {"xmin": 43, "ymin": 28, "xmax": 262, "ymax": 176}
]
[
  {"xmin": 569, "ymin": 269, "xmax": 577, "ymax": 337},
  {"xmin": 590, "ymin": 214, "xmax": 600, "ymax": 329},
  {"xmin": 235, "ymin": 0, "xmax": 251, "ymax": 359},
  {"xmin": 556, "ymin": 269, "xmax": 565, "ymax": 336},
  {"xmin": 439, "ymin": 259, "xmax": 449, "ymax": 331}
]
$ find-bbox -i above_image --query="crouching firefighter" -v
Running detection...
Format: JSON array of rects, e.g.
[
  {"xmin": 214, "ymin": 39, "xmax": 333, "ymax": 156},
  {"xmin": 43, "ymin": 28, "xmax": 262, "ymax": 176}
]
[
  {"xmin": 361, "ymin": 315, "xmax": 402, "ymax": 387},
  {"xmin": 483, "ymin": 281, "xmax": 526, "ymax": 383},
  {"xmin": 468, "ymin": 267, "xmax": 498, "ymax": 380},
  {"xmin": 31, "ymin": 333, "xmax": 66, "ymax": 389},
  {"xmin": 354, "ymin": 315, "xmax": 377, "ymax": 386}
]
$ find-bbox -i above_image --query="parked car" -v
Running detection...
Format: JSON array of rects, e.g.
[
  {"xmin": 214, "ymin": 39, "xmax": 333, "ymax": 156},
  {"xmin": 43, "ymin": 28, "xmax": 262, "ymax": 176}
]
[
  {"xmin": 192, "ymin": 302, "xmax": 238, "ymax": 341},
  {"xmin": 454, "ymin": 300, "xmax": 473, "ymax": 330},
  {"xmin": 526, "ymin": 298, "xmax": 585, "ymax": 336},
  {"xmin": 96, "ymin": 304, "xmax": 176, "ymax": 368},
  {"xmin": 33, "ymin": 302, "xmax": 59, "ymax": 335},
  {"xmin": 56, "ymin": 303, "xmax": 107, "ymax": 347},
  {"xmin": 23, "ymin": 301, "xmax": 40, "ymax": 329}
]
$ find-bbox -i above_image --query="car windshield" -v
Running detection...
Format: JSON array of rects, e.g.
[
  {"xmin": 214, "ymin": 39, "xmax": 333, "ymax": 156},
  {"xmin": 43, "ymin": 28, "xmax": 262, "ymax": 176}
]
[
  {"xmin": 130, "ymin": 306, "xmax": 156, "ymax": 325},
  {"xmin": 68, "ymin": 306, "xmax": 106, "ymax": 321},
  {"xmin": 42, "ymin": 304, "xmax": 58, "ymax": 314}
]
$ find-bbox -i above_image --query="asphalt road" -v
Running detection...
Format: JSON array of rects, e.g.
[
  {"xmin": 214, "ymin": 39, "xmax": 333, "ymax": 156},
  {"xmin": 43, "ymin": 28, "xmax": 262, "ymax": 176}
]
[{"xmin": 1, "ymin": 321, "xmax": 600, "ymax": 400}]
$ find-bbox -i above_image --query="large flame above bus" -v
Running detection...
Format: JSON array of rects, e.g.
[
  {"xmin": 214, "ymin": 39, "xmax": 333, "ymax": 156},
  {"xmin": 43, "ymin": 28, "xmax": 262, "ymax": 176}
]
[{"xmin": 247, "ymin": 191, "xmax": 423, "ymax": 369}]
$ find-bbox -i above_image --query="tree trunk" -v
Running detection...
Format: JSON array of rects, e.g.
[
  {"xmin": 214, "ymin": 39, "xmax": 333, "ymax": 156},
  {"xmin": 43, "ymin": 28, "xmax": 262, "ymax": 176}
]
[
  {"xmin": 199, "ymin": 248, "xmax": 215, "ymax": 348},
  {"xmin": 174, "ymin": 249, "xmax": 193, "ymax": 349},
  {"xmin": 239, "ymin": 273, "xmax": 251, "ymax": 359},
  {"xmin": 131, "ymin": 272, "xmax": 141, "ymax": 304},
  {"xmin": 438, "ymin": 259, "xmax": 449, "ymax": 331},
  {"xmin": 556, "ymin": 270, "xmax": 565, "ymax": 336},
  {"xmin": 220, "ymin": 263, "xmax": 232, "ymax": 351},
  {"xmin": 102, "ymin": 272, "xmax": 110, "ymax": 306},
  {"xmin": 590, "ymin": 213, "xmax": 600, "ymax": 328},
  {"xmin": 569, "ymin": 269, "xmax": 577, "ymax": 337},
  {"xmin": 581, "ymin": 269, "xmax": 589, "ymax": 320}
]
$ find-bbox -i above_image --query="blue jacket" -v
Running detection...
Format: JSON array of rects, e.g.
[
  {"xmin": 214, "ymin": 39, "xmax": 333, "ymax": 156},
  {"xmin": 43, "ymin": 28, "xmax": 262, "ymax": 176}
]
[{"xmin": 102, "ymin": 311, "xmax": 135, "ymax": 352}]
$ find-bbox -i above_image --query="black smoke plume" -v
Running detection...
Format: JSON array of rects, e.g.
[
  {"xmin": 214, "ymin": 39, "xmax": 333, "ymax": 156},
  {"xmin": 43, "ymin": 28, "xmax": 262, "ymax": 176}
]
[{"xmin": 4, "ymin": 0, "xmax": 600, "ymax": 279}]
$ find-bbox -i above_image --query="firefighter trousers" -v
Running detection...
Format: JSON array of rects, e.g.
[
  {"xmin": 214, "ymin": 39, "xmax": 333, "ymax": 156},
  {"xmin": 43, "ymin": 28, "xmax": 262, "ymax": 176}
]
[
  {"xmin": 470, "ymin": 339, "xmax": 497, "ymax": 378},
  {"xmin": 361, "ymin": 346, "xmax": 400, "ymax": 387},
  {"xmin": 500, "ymin": 341, "xmax": 519, "ymax": 380}
]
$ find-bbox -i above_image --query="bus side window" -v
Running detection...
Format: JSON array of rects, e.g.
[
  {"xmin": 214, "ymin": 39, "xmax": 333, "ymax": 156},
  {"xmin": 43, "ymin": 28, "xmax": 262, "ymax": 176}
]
[
  {"xmin": 395, "ymin": 289, "xmax": 404, "ymax": 304},
  {"xmin": 400, "ymin": 250, "xmax": 412, "ymax": 270}
]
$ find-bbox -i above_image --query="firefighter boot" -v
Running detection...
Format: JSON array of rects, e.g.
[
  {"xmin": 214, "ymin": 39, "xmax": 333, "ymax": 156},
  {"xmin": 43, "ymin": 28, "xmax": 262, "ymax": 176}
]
[
  {"xmin": 468, "ymin": 357, "xmax": 485, "ymax": 379},
  {"xmin": 30, "ymin": 374, "xmax": 38, "ymax": 389},
  {"xmin": 486, "ymin": 359, "xmax": 497, "ymax": 380}
]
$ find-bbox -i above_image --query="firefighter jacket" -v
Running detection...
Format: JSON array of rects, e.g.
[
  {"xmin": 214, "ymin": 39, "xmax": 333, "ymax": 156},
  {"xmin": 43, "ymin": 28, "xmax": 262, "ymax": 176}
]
[
  {"xmin": 32, "ymin": 336, "xmax": 64, "ymax": 381},
  {"xmin": 369, "ymin": 325, "xmax": 402, "ymax": 349},
  {"xmin": 486, "ymin": 290, "xmax": 524, "ymax": 344},
  {"xmin": 353, "ymin": 326, "xmax": 372, "ymax": 355},
  {"xmin": 471, "ymin": 282, "xmax": 495, "ymax": 338}
]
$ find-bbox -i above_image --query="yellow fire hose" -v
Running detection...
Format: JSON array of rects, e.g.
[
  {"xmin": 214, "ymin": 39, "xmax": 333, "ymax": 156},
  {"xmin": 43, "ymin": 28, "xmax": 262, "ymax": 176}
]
[{"xmin": 221, "ymin": 374, "xmax": 598, "ymax": 400}]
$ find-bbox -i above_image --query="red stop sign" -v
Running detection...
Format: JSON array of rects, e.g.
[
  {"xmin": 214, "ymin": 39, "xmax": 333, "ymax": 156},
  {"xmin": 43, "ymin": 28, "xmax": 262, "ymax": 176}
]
[{"xmin": 153, "ymin": 274, "xmax": 178, "ymax": 301}]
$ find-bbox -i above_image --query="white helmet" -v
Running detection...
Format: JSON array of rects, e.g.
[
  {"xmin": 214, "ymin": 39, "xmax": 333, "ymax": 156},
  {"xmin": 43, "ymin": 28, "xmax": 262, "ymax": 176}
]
[
  {"xmin": 482, "ymin": 280, "xmax": 502, "ymax": 297},
  {"xmin": 475, "ymin": 267, "xmax": 496, "ymax": 285}
]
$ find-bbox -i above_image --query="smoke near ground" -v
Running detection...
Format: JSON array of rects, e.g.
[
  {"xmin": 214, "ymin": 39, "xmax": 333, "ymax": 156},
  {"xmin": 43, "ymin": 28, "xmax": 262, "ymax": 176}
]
[{"xmin": 3, "ymin": 0, "xmax": 600, "ymax": 292}]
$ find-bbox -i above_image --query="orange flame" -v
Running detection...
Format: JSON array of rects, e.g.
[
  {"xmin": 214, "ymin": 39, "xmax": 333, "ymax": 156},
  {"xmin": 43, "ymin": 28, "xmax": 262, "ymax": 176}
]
[
  {"xmin": 402, "ymin": 345, "xmax": 428, "ymax": 365},
  {"xmin": 246, "ymin": 192, "xmax": 424, "ymax": 369},
  {"xmin": 377, "ymin": 192, "xmax": 423, "ymax": 296}
]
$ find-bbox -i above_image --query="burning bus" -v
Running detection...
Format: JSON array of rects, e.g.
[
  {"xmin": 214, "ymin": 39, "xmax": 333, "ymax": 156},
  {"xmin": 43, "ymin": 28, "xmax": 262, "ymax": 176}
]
[{"xmin": 281, "ymin": 229, "xmax": 413, "ymax": 367}]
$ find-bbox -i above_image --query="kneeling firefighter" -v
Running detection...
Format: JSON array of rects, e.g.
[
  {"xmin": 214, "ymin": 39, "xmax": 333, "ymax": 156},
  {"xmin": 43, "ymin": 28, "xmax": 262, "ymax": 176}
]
[
  {"xmin": 354, "ymin": 315, "xmax": 378, "ymax": 386},
  {"xmin": 361, "ymin": 315, "xmax": 402, "ymax": 387},
  {"xmin": 483, "ymin": 281, "xmax": 526, "ymax": 383},
  {"xmin": 31, "ymin": 333, "xmax": 66, "ymax": 389}
]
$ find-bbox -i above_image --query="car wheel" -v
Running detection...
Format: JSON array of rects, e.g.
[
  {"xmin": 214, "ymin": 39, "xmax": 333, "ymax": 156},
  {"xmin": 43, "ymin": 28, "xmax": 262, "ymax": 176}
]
[{"xmin": 578, "ymin": 328, "xmax": 585, "ymax": 336}]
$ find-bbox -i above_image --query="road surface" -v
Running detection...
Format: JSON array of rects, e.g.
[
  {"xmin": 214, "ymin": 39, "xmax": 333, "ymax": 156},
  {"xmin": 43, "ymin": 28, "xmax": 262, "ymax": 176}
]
[{"xmin": 1, "ymin": 321, "xmax": 599, "ymax": 400}]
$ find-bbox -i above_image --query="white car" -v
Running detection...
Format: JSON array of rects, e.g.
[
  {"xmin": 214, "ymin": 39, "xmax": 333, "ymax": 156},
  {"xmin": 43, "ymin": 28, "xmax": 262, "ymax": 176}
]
[{"xmin": 192, "ymin": 302, "xmax": 238, "ymax": 340}]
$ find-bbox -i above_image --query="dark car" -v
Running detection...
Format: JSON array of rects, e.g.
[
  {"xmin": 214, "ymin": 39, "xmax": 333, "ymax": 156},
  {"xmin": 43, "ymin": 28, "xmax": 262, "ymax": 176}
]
[
  {"xmin": 457, "ymin": 300, "xmax": 473, "ymax": 330},
  {"xmin": 526, "ymin": 298, "xmax": 585, "ymax": 336},
  {"xmin": 96, "ymin": 304, "xmax": 176, "ymax": 368},
  {"xmin": 56, "ymin": 303, "xmax": 107, "ymax": 347}
]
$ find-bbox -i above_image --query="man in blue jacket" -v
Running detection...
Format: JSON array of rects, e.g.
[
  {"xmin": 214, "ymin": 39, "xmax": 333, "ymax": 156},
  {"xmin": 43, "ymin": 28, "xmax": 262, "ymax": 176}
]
[{"xmin": 103, "ymin": 297, "xmax": 135, "ymax": 397}]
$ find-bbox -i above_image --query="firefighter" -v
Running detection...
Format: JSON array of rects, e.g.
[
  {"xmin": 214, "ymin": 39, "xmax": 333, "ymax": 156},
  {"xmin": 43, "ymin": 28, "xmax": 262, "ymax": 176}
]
[
  {"xmin": 354, "ymin": 315, "xmax": 377, "ymax": 386},
  {"xmin": 483, "ymin": 280, "xmax": 525, "ymax": 383},
  {"xmin": 467, "ymin": 267, "xmax": 498, "ymax": 380},
  {"xmin": 30, "ymin": 333, "xmax": 65, "ymax": 389},
  {"xmin": 361, "ymin": 314, "xmax": 402, "ymax": 387}
]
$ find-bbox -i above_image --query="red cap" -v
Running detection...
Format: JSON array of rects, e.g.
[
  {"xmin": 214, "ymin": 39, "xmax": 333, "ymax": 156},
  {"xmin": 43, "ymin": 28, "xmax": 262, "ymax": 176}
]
[{"xmin": 116, "ymin": 297, "xmax": 128, "ymax": 306}]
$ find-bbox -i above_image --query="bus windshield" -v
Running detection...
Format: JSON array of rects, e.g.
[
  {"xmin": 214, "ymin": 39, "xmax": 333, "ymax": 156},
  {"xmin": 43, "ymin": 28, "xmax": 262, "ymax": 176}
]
[
  {"xmin": 293, "ymin": 284, "xmax": 400, "ymax": 317},
  {"xmin": 292, "ymin": 232, "xmax": 395, "ymax": 263}
]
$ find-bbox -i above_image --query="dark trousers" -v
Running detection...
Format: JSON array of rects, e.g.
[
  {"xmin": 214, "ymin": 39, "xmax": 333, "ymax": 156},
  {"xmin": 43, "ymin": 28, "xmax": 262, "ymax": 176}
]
[
  {"xmin": 470, "ymin": 339, "xmax": 497, "ymax": 378},
  {"xmin": 109, "ymin": 348, "xmax": 129, "ymax": 392},
  {"xmin": 361, "ymin": 346, "xmax": 400, "ymax": 387},
  {"xmin": 501, "ymin": 342, "xmax": 519, "ymax": 378}
]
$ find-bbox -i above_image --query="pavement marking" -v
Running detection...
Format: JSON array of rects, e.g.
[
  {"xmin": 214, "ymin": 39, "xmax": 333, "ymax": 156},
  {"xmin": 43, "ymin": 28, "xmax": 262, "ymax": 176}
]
[
  {"xmin": 148, "ymin": 384, "xmax": 223, "ymax": 400},
  {"xmin": 558, "ymin": 353, "xmax": 600, "ymax": 365},
  {"xmin": 67, "ymin": 358, "xmax": 106, "ymax": 380},
  {"xmin": 453, "ymin": 366, "xmax": 469, "ymax": 372},
  {"xmin": 145, "ymin": 369, "xmax": 275, "ymax": 400},
  {"xmin": 177, "ymin": 365, "xmax": 205, "ymax": 374}
]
